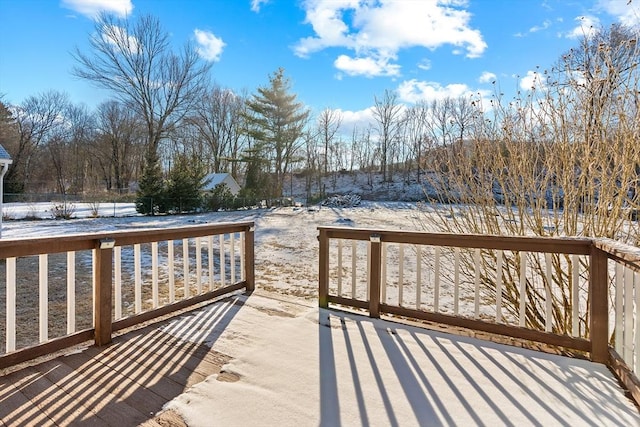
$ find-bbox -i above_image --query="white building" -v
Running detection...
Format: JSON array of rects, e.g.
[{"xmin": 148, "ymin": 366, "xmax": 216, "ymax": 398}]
[{"xmin": 202, "ymin": 173, "xmax": 241, "ymax": 195}]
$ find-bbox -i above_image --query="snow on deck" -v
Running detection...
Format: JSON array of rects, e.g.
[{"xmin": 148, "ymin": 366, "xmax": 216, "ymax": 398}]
[{"xmin": 163, "ymin": 293, "xmax": 639, "ymax": 426}]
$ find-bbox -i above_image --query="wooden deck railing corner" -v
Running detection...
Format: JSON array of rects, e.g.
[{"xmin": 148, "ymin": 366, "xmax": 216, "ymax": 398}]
[{"xmin": 317, "ymin": 226, "xmax": 640, "ymax": 407}]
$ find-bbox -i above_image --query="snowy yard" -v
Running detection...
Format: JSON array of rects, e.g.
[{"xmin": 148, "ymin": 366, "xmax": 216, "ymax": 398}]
[{"xmin": 1, "ymin": 200, "xmax": 426, "ymax": 300}]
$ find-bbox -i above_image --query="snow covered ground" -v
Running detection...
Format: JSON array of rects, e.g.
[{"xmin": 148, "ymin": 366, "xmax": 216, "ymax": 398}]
[
  {"xmin": 1, "ymin": 200, "xmax": 426, "ymax": 300},
  {"xmin": 161, "ymin": 293, "xmax": 640, "ymax": 426}
]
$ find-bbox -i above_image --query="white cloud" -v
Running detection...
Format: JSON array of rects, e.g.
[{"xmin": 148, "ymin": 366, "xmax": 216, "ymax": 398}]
[
  {"xmin": 566, "ymin": 15, "xmax": 600, "ymax": 39},
  {"xmin": 194, "ymin": 29, "xmax": 225, "ymax": 62},
  {"xmin": 396, "ymin": 79, "xmax": 489, "ymax": 104},
  {"xmin": 417, "ymin": 59, "xmax": 432, "ymax": 71},
  {"xmin": 61, "ymin": 0, "xmax": 132, "ymax": 18},
  {"xmin": 334, "ymin": 54, "xmax": 400, "ymax": 77},
  {"xmin": 519, "ymin": 70, "xmax": 547, "ymax": 91},
  {"xmin": 478, "ymin": 71, "xmax": 496, "ymax": 83},
  {"xmin": 251, "ymin": 0, "xmax": 270, "ymax": 13},
  {"xmin": 597, "ymin": 0, "xmax": 640, "ymax": 27},
  {"xmin": 336, "ymin": 107, "xmax": 377, "ymax": 135},
  {"xmin": 529, "ymin": 19, "xmax": 552, "ymax": 33},
  {"xmin": 294, "ymin": 0, "xmax": 486, "ymax": 77}
]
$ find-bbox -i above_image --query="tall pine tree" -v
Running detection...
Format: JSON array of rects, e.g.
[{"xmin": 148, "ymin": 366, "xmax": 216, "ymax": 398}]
[
  {"xmin": 135, "ymin": 150, "xmax": 164, "ymax": 215},
  {"xmin": 243, "ymin": 68, "xmax": 309, "ymax": 198}
]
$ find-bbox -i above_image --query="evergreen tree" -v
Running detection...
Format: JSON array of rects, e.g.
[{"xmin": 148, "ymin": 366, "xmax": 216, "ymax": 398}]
[
  {"xmin": 135, "ymin": 150, "xmax": 165, "ymax": 215},
  {"xmin": 243, "ymin": 68, "xmax": 309, "ymax": 197},
  {"xmin": 164, "ymin": 153, "xmax": 208, "ymax": 213},
  {"xmin": 240, "ymin": 140, "xmax": 272, "ymax": 201}
]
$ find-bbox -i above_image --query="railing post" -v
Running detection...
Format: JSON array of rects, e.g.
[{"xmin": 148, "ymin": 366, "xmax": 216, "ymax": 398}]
[
  {"xmin": 369, "ymin": 234, "xmax": 382, "ymax": 318},
  {"xmin": 589, "ymin": 245, "xmax": 609, "ymax": 363},
  {"xmin": 94, "ymin": 238, "xmax": 114, "ymax": 346},
  {"xmin": 318, "ymin": 229, "xmax": 329, "ymax": 308},
  {"xmin": 244, "ymin": 225, "xmax": 255, "ymax": 293}
]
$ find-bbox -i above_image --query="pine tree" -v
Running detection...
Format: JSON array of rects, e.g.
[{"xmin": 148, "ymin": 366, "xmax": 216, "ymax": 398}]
[
  {"xmin": 164, "ymin": 153, "xmax": 208, "ymax": 213},
  {"xmin": 135, "ymin": 150, "xmax": 165, "ymax": 215},
  {"xmin": 243, "ymin": 68, "xmax": 309, "ymax": 197}
]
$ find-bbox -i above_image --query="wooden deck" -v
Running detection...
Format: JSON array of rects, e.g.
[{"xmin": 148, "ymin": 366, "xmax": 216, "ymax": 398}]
[
  {"xmin": 0, "ymin": 297, "xmax": 245, "ymax": 426},
  {"xmin": 2, "ymin": 293, "xmax": 639, "ymax": 426}
]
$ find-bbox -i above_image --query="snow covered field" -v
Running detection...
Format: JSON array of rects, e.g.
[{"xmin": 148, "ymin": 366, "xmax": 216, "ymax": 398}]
[{"xmin": 1, "ymin": 200, "xmax": 426, "ymax": 299}]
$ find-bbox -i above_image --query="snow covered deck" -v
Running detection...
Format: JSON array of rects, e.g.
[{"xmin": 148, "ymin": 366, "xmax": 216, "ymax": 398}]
[{"xmin": 1, "ymin": 292, "xmax": 638, "ymax": 426}]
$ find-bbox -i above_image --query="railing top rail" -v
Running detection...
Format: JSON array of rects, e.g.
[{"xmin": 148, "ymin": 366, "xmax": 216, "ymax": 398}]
[
  {"xmin": 595, "ymin": 237, "xmax": 640, "ymax": 273},
  {"xmin": 0, "ymin": 221, "xmax": 255, "ymax": 258},
  {"xmin": 318, "ymin": 226, "xmax": 592, "ymax": 255}
]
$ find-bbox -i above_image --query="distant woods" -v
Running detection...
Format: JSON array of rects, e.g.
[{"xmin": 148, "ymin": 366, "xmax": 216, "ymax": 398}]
[{"xmin": 0, "ymin": 14, "xmax": 637, "ymax": 234}]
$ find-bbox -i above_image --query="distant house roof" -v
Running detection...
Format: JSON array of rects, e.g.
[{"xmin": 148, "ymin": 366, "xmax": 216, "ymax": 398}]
[
  {"xmin": 0, "ymin": 143, "xmax": 11, "ymax": 161},
  {"xmin": 202, "ymin": 173, "xmax": 241, "ymax": 195}
]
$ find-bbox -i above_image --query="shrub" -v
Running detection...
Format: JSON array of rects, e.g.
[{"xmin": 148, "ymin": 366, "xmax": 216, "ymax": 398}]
[
  {"xmin": 419, "ymin": 25, "xmax": 640, "ymax": 336},
  {"xmin": 51, "ymin": 202, "xmax": 76, "ymax": 220},
  {"xmin": 204, "ymin": 183, "xmax": 235, "ymax": 212}
]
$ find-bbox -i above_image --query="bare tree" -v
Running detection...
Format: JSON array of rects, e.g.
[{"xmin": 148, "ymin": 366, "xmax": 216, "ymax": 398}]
[
  {"xmin": 316, "ymin": 108, "xmax": 343, "ymax": 175},
  {"xmin": 420, "ymin": 23, "xmax": 640, "ymax": 335},
  {"xmin": 372, "ymin": 90, "xmax": 403, "ymax": 182},
  {"xmin": 555, "ymin": 23, "xmax": 639, "ymax": 147},
  {"xmin": 93, "ymin": 101, "xmax": 145, "ymax": 192},
  {"xmin": 186, "ymin": 84, "xmax": 247, "ymax": 177},
  {"xmin": 73, "ymin": 13, "xmax": 212, "ymax": 213},
  {"xmin": 402, "ymin": 101, "xmax": 432, "ymax": 183},
  {"xmin": 6, "ymin": 91, "xmax": 70, "ymax": 193},
  {"xmin": 450, "ymin": 95, "xmax": 479, "ymax": 143},
  {"xmin": 302, "ymin": 130, "xmax": 321, "ymax": 202},
  {"xmin": 72, "ymin": 13, "xmax": 212, "ymax": 154},
  {"xmin": 46, "ymin": 103, "xmax": 95, "ymax": 194}
]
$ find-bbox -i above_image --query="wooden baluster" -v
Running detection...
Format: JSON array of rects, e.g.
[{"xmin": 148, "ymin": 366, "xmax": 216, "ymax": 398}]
[
  {"xmin": 318, "ymin": 229, "xmax": 329, "ymax": 308},
  {"xmin": 474, "ymin": 249, "xmax": 481, "ymax": 319},
  {"xmin": 183, "ymin": 238, "xmax": 190, "ymax": 298},
  {"xmin": 134, "ymin": 244, "xmax": 142, "ymax": 312},
  {"xmin": 168, "ymin": 240, "xmax": 175, "ymax": 303},
  {"xmin": 208, "ymin": 235, "xmax": 215, "ymax": 290},
  {"xmin": 337, "ymin": 239, "xmax": 343, "ymax": 296},
  {"xmin": 39, "ymin": 254, "xmax": 48, "ymax": 343},
  {"xmin": 416, "ymin": 245, "xmax": 422, "ymax": 310},
  {"xmin": 114, "ymin": 246, "xmax": 122, "ymax": 319},
  {"xmin": 196, "ymin": 238, "xmax": 202, "ymax": 294},
  {"xmin": 219, "ymin": 234, "xmax": 226, "ymax": 287},
  {"xmin": 496, "ymin": 250, "xmax": 503, "ymax": 323},
  {"xmin": 589, "ymin": 246, "xmax": 609, "ymax": 363},
  {"xmin": 6, "ymin": 257, "xmax": 16, "ymax": 352},
  {"xmin": 152, "ymin": 242, "xmax": 159, "ymax": 307},
  {"xmin": 67, "ymin": 251, "xmax": 76, "ymax": 334},
  {"xmin": 519, "ymin": 253, "xmax": 527, "ymax": 328},
  {"xmin": 434, "ymin": 247, "xmax": 441, "ymax": 312}
]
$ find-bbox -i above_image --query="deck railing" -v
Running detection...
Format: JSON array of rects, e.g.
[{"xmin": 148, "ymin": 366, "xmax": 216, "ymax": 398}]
[
  {"xmin": 0, "ymin": 221, "xmax": 254, "ymax": 368},
  {"xmin": 318, "ymin": 226, "xmax": 640, "ymax": 405}
]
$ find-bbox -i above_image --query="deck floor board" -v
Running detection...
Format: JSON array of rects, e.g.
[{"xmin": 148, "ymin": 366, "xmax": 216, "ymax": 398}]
[{"xmin": 0, "ymin": 308, "xmax": 230, "ymax": 427}]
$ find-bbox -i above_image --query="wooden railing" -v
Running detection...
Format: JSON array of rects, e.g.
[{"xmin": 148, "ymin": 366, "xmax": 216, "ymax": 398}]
[
  {"xmin": 596, "ymin": 238, "xmax": 640, "ymax": 404},
  {"xmin": 0, "ymin": 221, "xmax": 254, "ymax": 368},
  {"xmin": 318, "ymin": 226, "xmax": 640, "ymax": 404}
]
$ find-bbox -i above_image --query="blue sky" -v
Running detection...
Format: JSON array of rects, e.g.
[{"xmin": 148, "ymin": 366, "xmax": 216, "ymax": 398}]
[{"xmin": 1, "ymin": 0, "xmax": 638, "ymax": 128}]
